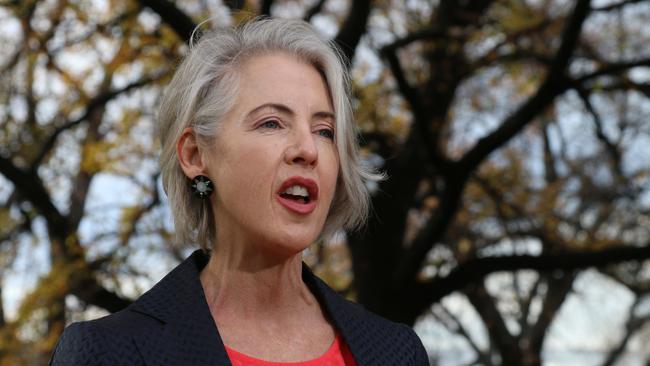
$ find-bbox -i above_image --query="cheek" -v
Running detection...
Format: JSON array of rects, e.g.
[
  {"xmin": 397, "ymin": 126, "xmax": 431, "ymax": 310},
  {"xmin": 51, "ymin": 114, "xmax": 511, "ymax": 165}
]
[
  {"xmin": 211, "ymin": 140, "xmax": 263, "ymax": 212},
  {"xmin": 213, "ymin": 142, "xmax": 275, "ymax": 206},
  {"xmin": 320, "ymin": 147, "xmax": 340, "ymax": 203}
]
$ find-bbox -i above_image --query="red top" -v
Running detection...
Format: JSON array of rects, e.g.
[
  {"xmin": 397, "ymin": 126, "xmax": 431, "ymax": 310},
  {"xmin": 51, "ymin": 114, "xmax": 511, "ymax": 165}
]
[{"xmin": 225, "ymin": 334, "xmax": 357, "ymax": 366}]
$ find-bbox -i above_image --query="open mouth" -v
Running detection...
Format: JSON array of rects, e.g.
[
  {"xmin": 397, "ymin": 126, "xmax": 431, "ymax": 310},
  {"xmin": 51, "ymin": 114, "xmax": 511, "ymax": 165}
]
[
  {"xmin": 280, "ymin": 185, "xmax": 311, "ymax": 204},
  {"xmin": 277, "ymin": 177, "xmax": 318, "ymax": 214}
]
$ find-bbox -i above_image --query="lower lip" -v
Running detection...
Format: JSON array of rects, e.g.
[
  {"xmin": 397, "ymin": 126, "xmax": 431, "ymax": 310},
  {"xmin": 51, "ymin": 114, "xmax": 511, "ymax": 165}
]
[{"xmin": 277, "ymin": 195, "xmax": 317, "ymax": 214}]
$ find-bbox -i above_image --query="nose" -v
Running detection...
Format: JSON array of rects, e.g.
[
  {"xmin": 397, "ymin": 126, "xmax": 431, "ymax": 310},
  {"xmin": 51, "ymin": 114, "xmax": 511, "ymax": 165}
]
[{"xmin": 284, "ymin": 126, "xmax": 318, "ymax": 167}]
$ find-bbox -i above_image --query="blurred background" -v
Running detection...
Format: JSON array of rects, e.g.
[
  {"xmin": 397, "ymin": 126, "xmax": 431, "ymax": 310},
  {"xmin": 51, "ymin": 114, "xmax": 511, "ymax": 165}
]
[{"xmin": 1, "ymin": 0, "xmax": 649, "ymax": 364}]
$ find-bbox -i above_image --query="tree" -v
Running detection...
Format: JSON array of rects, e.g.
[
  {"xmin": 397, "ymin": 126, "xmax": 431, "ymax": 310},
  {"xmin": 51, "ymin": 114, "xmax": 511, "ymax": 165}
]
[
  {"xmin": 0, "ymin": 1, "xmax": 175, "ymax": 363},
  {"xmin": 0, "ymin": 0, "xmax": 648, "ymax": 365}
]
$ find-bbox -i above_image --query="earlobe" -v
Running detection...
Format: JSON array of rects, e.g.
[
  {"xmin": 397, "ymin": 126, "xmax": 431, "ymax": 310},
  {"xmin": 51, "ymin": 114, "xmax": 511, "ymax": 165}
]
[{"xmin": 177, "ymin": 127, "xmax": 206, "ymax": 179}]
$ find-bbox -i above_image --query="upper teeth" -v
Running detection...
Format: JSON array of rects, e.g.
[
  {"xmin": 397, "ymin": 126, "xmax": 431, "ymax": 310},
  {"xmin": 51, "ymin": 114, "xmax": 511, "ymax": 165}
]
[{"xmin": 283, "ymin": 185, "xmax": 309, "ymax": 197}]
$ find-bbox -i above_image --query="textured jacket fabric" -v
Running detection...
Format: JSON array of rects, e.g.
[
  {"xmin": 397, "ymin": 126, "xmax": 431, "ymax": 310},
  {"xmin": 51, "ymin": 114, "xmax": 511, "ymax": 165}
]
[{"xmin": 50, "ymin": 250, "xmax": 429, "ymax": 365}]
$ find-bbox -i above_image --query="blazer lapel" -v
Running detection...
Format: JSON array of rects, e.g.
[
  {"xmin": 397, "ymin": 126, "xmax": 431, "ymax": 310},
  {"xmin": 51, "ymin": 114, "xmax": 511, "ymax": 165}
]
[
  {"xmin": 129, "ymin": 250, "xmax": 231, "ymax": 366},
  {"xmin": 127, "ymin": 249, "xmax": 369, "ymax": 366},
  {"xmin": 301, "ymin": 265, "xmax": 370, "ymax": 366}
]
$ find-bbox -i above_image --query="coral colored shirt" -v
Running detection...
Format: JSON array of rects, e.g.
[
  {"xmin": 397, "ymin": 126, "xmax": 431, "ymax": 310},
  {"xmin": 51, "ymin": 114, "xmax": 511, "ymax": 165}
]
[{"xmin": 225, "ymin": 334, "xmax": 357, "ymax": 366}]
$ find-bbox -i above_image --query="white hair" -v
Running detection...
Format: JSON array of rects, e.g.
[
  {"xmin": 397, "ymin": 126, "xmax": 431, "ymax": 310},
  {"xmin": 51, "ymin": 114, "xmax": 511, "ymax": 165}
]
[{"xmin": 158, "ymin": 18, "xmax": 382, "ymax": 249}]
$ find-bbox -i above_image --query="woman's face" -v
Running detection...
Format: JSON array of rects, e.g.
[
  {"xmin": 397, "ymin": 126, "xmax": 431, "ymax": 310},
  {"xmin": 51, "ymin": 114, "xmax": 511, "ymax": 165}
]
[{"xmin": 206, "ymin": 53, "xmax": 339, "ymax": 256}]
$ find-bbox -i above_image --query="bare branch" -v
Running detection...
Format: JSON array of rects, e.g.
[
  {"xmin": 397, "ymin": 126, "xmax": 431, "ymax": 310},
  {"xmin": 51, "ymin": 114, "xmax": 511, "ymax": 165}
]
[
  {"xmin": 0, "ymin": 201, "xmax": 32, "ymax": 244},
  {"xmin": 527, "ymin": 273, "xmax": 576, "ymax": 357},
  {"xmin": 471, "ymin": 18, "xmax": 557, "ymax": 70},
  {"xmin": 577, "ymin": 58, "xmax": 650, "ymax": 84},
  {"xmin": 381, "ymin": 27, "xmax": 445, "ymax": 52},
  {"xmin": 592, "ymin": 0, "xmax": 647, "ymax": 12},
  {"xmin": 260, "ymin": 0, "xmax": 273, "ymax": 16},
  {"xmin": 573, "ymin": 84, "xmax": 623, "ymax": 173},
  {"xmin": 48, "ymin": 11, "xmax": 139, "ymax": 55},
  {"xmin": 31, "ymin": 72, "xmax": 166, "ymax": 168},
  {"xmin": 602, "ymin": 295, "xmax": 649, "ymax": 366},
  {"xmin": 136, "ymin": 0, "xmax": 197, "ymax": 43},
  {"xmin": 118, "ymin": 172, "xmax": 161, "ymax": 245},
  {"xmin": 0, "ymin": 157, "xmax": 68, "ymax": 240},
  {"xmin": 433, "ymin": 303, "xmax": 493, "ymax": 365},
  {"xmin": 410, "ymin": 242, "xmax": 650, "ymax": 315},
  {"xmin": 519, "ymin": 277, "xmax": 542, "ymax": 335},
  {"xmin": 224, "ymin": 0, "xmax": 245, "ymax": 11},
  {"xmin": 392, "ymin": 1, "xmax": 592, "ymax": 290},
  {"xmin": 380, "ymin": 42, "xmax": 452, "ymax": 169},
  {"xmin": 379, "ymin": 47, "xmax": 423, "ymax": 117},
  {"xmin": 304, "ymin": 0, "xmax": 327, "ymax": 22},
  {"xmin": 333, "ymin": 0, "xmax": 372, "ymax": 65},
  {"xmin": 598, "ymin": 81, "xmax": 650, "ymax": 97},
  {"xmin": 542, "ymin": 119, "xmax": 559, "ymax": 183},
  {"xmin": 466, "ymin": 282, "xmax": 521, "ymax": 364},
  {"xmin": 70, "ymin": 274, "xmax": 132, "ymax": 313},
  {"xmin": 461, "ymin": 0, "xmax": 592, "ymax": 172}
]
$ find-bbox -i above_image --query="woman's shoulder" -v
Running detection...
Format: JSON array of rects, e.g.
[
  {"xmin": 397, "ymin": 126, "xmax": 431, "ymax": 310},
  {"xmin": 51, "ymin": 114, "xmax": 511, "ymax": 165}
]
[
  {"xmin": 330, "ymin": 295, "xmax": 428, "ymax": 364},
  {"xmin": 49, "ymin": 310, "xmax": 145, "ymax": 366},
  {"xmin": 49, "ymin": 251, "xmax": 215, "ymax": 365},
  {"xmin": 303, "ymin": 270, "xmax": 429, "ymax": 365}
]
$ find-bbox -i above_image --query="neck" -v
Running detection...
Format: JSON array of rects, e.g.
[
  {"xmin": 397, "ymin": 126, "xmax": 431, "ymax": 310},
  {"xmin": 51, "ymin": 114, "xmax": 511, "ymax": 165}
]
[{"xmin": 199, "ymin": 238, "xmax": 317, "ymax": 324}]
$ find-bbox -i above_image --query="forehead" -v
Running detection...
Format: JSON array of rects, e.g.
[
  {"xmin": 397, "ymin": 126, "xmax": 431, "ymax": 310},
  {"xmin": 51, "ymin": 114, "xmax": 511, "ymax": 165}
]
[
  {"xmin": 234, "ymin": 53, "xmax": 333, "ymax": 109},
  {"xmin": 238, "ymin": 52, "xmax": 318, "ymax": 77}
]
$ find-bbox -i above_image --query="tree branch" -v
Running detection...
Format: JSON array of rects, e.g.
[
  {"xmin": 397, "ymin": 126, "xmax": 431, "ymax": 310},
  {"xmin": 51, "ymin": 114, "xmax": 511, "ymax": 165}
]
[
  {"xmin": 224, "ymin": 0, "xmax": 245, "ymax": 11},
  {"xmin": 393, "ymin": 1, "xmax": 593, "ymax": 290},
  {"xmin": 380, "ymin": 46, "xmax": 423, "ymax": 117},
  {"xmin": 471, "ymin": 18, "xmax": 557, "ymax": 71},
  {"xmin": 136, "ymin": 0, "xmax": 197, "ymax": 43},
  {"xmin": 333, "ymin": 0, "xmax": 372, "ymax": 65},
  {"xmin": 433, "ymin": 303, "xmax": 493, "ymax": 365},
  {"xmin": 598, "ymin": 81, "xmax": 650, "ymax": 97},
  {"xmin": 518, "ymin": 277, "xmax": 542, "ymax": 337},
  {"xmin": 461, "ymin": 0, "xmax": 592, "ymax": 172},
  {"xmin": 118, "ymin": 173, "xmax": 161, "ymax": 245},
  {"xmin": 527, "ymin": 272, "xmax": 576, "ymax": 357},
  {"xmin": 592, "ymin": 0, "xmax": 647, "ymax": 12},
  {"xmin": 466, "ymin": 282, "xmax": 521, "ymax": 364},
  {"xmin": 304, "ymin": 0, "xmax": 327, "ymax": 22},
  {"xmin": 411, "ymin": 243, "xmax": 650, "ymax": 315},
  {"xmin": 573, "ymin": 84, "xmax": 622, "ymax": 172},
  {"xmin": 0, "ymin": 157, "xmax": 68, "ymax": 240},
  {"xmin": 32, "ymin": 73, "xmax": 165, "ymax": 168},
  {"xmin": 381, "ymin": 27, "xmax": 445, "ymax": 52},
  {"xmin": 577, "ymin": 58, "xmax": 650, "ymax": 84},
  {"xmin": 381, "ymin": 38, "xmax": 453, "ymax": 170},
  {"xmin": 260, "ymin": 0, "xmax": 273, "ymax": 16},
  {"xmin": 601, "ymin": 295, "xmax": 649, "ymax": 366},
  {"xmin": 71, "ymin": 275, "xmax": 132, "ymax": 313}
]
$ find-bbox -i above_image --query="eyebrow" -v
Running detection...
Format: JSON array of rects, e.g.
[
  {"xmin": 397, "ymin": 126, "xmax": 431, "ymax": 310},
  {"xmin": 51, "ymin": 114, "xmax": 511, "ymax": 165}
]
[{"xmin": 245, "ymin": 103, "xmax": 335, "ymax": 121}]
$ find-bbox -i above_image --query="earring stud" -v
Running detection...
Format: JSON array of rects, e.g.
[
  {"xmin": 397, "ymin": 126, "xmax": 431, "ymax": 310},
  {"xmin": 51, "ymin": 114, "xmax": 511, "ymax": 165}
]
[{"xmin": 191, "ymin": 175, "xmax": 213, "ymax": 198}]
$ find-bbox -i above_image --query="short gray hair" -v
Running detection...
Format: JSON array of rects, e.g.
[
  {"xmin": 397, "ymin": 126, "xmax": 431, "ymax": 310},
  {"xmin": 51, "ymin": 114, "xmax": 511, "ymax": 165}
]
[{"xmin": 158, "ymin": 18, "xmax": 381, "ymax": 250}]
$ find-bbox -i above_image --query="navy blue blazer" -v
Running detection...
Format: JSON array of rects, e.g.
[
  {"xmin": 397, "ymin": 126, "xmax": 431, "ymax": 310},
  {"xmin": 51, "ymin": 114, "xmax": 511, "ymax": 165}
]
[{"xmin": 50, "ymin": 250, "xmax": 429, "ymax": 365}]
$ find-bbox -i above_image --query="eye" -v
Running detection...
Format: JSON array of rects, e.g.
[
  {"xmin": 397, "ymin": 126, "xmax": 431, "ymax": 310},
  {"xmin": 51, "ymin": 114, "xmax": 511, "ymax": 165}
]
[
  {"xmin": 260, "ymin": 119, "xmax": 281, "ymax": 129},
  {"xmin": 317, "ymin": 128, "xmax": 334, "ymax": 140}
]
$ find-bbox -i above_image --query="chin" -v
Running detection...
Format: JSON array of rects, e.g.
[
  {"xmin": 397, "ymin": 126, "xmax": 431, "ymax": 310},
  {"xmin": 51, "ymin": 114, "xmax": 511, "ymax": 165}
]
[{"xmin": 263, "ymin": 227, "xmax": 320, "ymax": 256}]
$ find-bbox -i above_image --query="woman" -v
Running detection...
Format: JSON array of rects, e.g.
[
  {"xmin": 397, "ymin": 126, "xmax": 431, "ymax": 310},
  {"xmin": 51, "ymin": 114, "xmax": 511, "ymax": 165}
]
[{"xmin": 50, "ymin": 18, "xmax": 428, "ymax": 366}]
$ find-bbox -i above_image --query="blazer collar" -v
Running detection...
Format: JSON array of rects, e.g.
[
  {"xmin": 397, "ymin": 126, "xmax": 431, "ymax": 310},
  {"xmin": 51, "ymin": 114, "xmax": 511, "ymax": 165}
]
[
  {"xmin": 129, "ymin": 249, "xmax": 230, "ymax": 365},
  {"xmin": 129, "ymin": 249, "xmax": 370, "ymax": 365},
  {"xmin": 300, "ymin": 261, "xmax": 372, "ymax": 365},
  {"xmin": 130, "ymin": 249, "xmax": 211, "ymax": 324}
]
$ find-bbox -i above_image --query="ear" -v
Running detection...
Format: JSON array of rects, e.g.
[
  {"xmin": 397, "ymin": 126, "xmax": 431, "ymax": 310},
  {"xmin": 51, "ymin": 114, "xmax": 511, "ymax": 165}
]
[{"xmin": 177, "ymin": 127, "xmax": 206, "ymax": 179}]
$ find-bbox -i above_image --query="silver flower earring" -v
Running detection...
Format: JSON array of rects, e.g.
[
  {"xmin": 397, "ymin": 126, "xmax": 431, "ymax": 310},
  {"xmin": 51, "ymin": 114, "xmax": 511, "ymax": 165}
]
[{"xmin": 191, "ymin": 175, "xmax": 214, "ymax": 198}]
